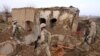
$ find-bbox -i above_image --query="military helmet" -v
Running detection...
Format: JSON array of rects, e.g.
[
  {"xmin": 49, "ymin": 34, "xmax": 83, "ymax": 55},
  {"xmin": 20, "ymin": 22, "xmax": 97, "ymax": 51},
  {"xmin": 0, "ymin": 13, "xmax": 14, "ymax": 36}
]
[{"xmin": 40, "ymin": 23, "xmax": 46, "ymax": 28}]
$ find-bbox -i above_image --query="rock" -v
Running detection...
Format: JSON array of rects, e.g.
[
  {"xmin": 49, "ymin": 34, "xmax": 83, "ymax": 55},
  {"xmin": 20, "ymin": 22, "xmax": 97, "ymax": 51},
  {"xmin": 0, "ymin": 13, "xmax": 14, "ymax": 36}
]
[
  {"xmin": 22, "ymin": 33, "xmax": 35, "ymax": 45},
  {"xmin": 0, "ymin": 40, "xmax": 16, "ymax": 55}
]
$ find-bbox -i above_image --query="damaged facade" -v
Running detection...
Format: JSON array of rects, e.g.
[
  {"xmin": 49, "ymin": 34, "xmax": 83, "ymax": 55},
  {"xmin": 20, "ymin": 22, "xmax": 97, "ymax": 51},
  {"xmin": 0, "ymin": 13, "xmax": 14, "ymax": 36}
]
[{"xmin": 11, "ymin": 6, "xmax": 80, "ymax": 33}]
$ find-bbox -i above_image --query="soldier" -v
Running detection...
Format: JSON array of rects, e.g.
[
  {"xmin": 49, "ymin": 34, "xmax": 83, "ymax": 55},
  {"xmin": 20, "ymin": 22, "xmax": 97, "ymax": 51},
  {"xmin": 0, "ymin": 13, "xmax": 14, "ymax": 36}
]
[
  {"xmin": 83, "ymin": 20, "xmax": 96, "ymax": 51},
  {"xmin": 88, "ymin": 20, "xmax": 96, "ymax": 44},
  {"xmin": 79, "ymin": 20, "xmax": 90, "ymax": 51},
  {"xmin": 84, "ymin": 24, "xmax": 90, "ymax": 45},
  {"xmin": 11, "ymin": 20, "xmax": 22, "ymax": 44},
  {"xmin": 35, "ymin": 23, "xmax": 51, "ymax": 56}
]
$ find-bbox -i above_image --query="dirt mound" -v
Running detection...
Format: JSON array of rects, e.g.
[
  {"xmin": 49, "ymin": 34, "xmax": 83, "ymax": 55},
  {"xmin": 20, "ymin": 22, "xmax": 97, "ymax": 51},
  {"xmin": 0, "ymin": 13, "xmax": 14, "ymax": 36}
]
[{"xmin": 0, "ymin": 27, "xmax": 12, "ymax": 43}]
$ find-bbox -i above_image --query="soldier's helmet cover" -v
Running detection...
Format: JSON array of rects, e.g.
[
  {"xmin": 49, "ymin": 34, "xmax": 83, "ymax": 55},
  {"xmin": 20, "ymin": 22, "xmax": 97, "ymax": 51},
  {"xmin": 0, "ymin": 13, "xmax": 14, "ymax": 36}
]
[
  {"xmin": 12, "ymin": 19, "xmax": 17, "ymax": 24},
  {"xmin": 40, "ymin": 23, "xmax": 46, "ymax": 28}
]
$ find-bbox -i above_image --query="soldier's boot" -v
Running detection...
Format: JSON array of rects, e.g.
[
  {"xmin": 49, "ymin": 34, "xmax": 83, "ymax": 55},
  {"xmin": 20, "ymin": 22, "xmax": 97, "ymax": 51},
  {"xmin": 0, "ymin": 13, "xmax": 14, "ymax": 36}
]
[
  {"xmin": 35, "ymin": 47, "xmax": 41, "ymax": 56},
  {"xmin": 46, "ymin": 46, "xmax": 51, "ymax": 56},
  {"xmin": 87, "ymin": 36, "xmax": 92, "ymax": 44},
  {"xmin": 15, "ymin": 37, "xmax": 21, "ymax": 44}
]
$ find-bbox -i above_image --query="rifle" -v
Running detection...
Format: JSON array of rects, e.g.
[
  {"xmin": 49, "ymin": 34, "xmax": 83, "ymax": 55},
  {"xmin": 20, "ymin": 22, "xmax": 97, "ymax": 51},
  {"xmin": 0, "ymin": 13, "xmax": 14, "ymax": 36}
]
[
  {"xmin": 34, "ymin": 35, "xmax": 41, "ymax": 49},
  {"xmin": 84, "ymin": 26, "xmax": 90, "ymax": 45}
]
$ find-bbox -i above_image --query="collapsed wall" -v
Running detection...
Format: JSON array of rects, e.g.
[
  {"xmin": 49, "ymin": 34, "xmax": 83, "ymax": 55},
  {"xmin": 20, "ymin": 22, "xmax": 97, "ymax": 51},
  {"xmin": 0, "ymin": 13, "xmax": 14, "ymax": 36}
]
[
  {"xmin": 36, "ymin": 7, "xmax": 80, "ymax": 35},
  {"xmin": 11, "ymin": 6, "xmax": 80, "ymax": 34}
]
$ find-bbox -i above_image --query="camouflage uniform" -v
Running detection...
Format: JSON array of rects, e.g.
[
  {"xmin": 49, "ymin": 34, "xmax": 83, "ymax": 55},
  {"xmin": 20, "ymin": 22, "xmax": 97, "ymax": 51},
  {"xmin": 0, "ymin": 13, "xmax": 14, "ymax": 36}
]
[
  {"xmin": 35, "ymin": 23, "xmax": 51, "ymax": 56},
  {"xmin": 84, "ymin": 24, "xmax": 90, "ymax": 44},
  {"xmin": 12, "ymin": 21, "xmax": 22, "ymax": 44},
  {"xmin": 88, "ymin": 21, "xmax": 96, "ymax": 44},
  {"xmin": 83, "ymin": 20, "xmax": 96, "ymax": 51}
]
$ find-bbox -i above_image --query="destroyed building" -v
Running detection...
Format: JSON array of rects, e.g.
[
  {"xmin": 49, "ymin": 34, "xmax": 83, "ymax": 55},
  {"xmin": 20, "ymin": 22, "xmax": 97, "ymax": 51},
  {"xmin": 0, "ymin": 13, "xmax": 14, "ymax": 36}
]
[{"xmin": 11, "ymin": 6, "xmax": 80, "ymax": 34}]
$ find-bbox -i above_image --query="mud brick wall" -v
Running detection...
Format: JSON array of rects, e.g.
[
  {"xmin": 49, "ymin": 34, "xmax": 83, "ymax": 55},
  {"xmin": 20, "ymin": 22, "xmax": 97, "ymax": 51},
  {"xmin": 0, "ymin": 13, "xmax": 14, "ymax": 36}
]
[
  {"xmin": 11, "ymin": 8, "xmax": 36, "ymax": 30},
  {"xmin": 11, "ymin": 7, "xmax": 80, "ymax": 34}
]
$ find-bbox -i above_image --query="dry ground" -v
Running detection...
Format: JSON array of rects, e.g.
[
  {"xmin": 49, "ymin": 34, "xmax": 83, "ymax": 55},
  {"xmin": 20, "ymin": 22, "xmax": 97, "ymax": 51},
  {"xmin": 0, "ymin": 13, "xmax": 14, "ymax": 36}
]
[{"xmin": 0, "ymin": 22, "xmax": 100, "ymax": 56}]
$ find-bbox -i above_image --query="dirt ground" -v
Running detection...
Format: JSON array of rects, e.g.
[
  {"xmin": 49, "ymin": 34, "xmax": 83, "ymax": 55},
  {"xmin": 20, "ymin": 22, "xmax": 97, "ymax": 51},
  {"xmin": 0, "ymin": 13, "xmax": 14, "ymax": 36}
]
[{"xmin": 0, "ymin": 23, "xmax": 100, "ymax": 56}]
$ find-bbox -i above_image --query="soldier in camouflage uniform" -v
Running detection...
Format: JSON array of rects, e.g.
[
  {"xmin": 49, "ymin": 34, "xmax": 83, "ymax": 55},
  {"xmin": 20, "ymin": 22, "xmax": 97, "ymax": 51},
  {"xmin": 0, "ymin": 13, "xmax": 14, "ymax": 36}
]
[
  {"xmin": 88, "ymin": 20, "xmax": 96, "ymax": 44},
  {"xmin": 35, "ymin": 23, "xmax": 51, "ymax": 56},
  {"xmin": 84, "ymin": 23, "xmax": 90, "ymax": 45},
  {"xmin": 83, "ymin": 20, "xmax": 96, "ymax": 51},
  {"xmin": 12, "ymin": 20, "xmax": 22, "ymax": 44}
]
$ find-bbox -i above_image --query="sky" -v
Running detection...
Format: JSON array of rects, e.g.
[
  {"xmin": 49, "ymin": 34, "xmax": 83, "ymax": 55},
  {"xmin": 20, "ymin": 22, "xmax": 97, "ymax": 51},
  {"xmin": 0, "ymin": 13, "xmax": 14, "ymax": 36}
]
[{"xmin": 0, "ymin": 0, "xmax": 100, "ymax": 16}]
